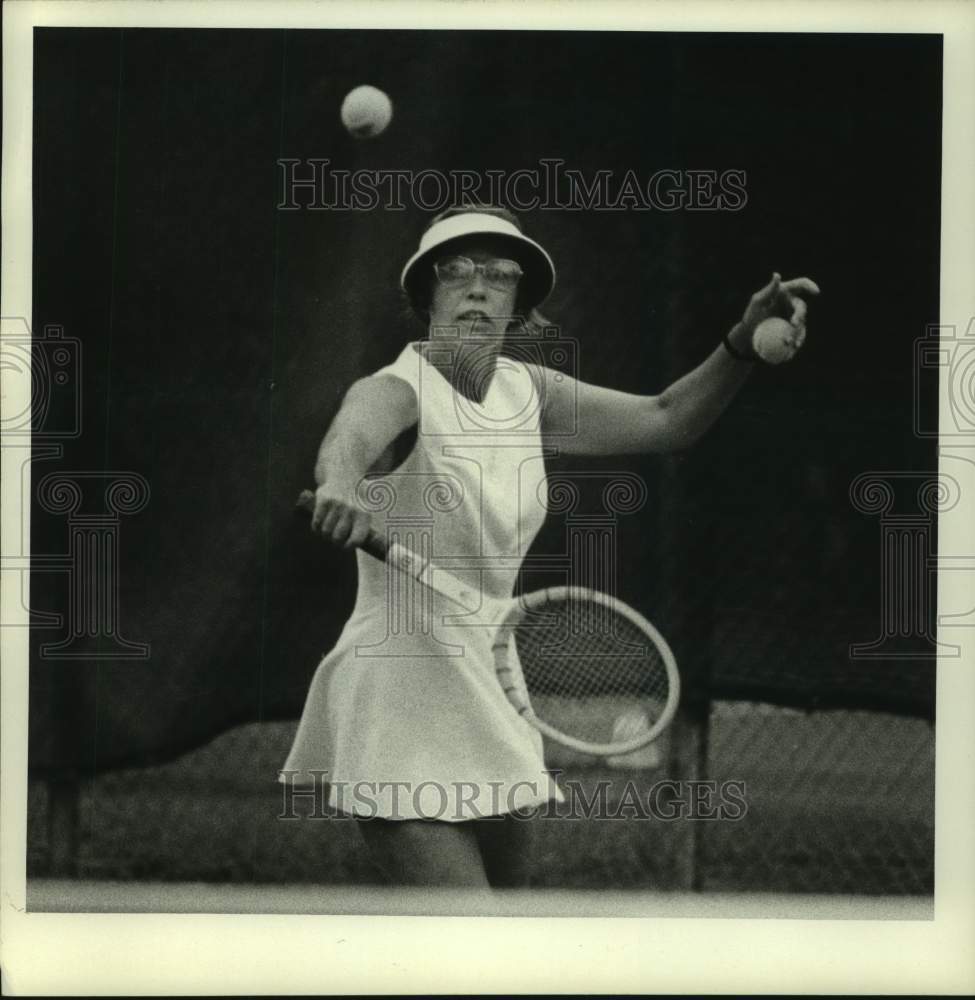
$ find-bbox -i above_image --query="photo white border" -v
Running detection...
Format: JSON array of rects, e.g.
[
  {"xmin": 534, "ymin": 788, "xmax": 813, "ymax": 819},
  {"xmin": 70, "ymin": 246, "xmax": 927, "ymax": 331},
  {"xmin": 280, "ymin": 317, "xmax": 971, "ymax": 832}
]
[{"xmin": 3, "ymin": 0, "xmax": 974, "ymax": 994}]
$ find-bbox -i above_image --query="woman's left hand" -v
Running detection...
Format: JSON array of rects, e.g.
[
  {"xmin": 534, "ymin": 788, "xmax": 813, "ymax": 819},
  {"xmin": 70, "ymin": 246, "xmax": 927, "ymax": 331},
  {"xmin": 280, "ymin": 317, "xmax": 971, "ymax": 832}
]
[{"xmin": 741, "ymin": 272, "xmax": 821, "ymax": 346}]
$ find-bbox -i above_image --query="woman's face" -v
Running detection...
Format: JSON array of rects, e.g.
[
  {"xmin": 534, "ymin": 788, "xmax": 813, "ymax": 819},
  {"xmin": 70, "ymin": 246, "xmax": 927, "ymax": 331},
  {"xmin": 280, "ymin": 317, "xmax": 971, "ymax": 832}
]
[{"xmin": 427, "ymin": 239, "xmax": 521, "ymax": 340}]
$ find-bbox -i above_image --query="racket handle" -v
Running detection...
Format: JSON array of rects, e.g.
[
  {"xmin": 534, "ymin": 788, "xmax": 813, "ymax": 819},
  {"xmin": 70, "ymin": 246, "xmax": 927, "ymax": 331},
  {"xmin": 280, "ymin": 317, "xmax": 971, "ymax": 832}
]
[{"xmin": 294, "ymin": 488, "xmax": 389, "ymax": 562}]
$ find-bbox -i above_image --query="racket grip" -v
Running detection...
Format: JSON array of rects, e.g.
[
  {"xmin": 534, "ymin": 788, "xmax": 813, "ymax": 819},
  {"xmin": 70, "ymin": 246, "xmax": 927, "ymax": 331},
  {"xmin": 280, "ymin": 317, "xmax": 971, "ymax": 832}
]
[{"xmin": 294, "ymin": 489, "xmax": 389, "ymax": 562}]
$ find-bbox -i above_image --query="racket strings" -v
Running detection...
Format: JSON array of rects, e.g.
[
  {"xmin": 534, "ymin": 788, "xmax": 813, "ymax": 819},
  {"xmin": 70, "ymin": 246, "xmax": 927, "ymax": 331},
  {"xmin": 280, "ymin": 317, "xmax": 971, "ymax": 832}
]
[{"xmin": 512, "ymin": 595, "xmax": 672, "ymax": 745}]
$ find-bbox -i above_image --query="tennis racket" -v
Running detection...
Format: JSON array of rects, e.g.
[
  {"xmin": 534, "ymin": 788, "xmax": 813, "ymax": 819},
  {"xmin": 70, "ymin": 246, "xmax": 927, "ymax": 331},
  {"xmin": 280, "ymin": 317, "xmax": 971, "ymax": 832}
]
[{"xmin": 297, "ymin": 489, "xmax": 679, "ymax": 757}]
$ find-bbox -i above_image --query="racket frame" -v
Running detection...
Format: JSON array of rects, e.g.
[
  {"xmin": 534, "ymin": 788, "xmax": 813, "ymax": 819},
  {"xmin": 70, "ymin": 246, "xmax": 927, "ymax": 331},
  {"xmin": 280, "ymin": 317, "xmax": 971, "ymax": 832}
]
[{"xmin": 492, "ymin": 586, "xmax": 680, "ymax": 756}]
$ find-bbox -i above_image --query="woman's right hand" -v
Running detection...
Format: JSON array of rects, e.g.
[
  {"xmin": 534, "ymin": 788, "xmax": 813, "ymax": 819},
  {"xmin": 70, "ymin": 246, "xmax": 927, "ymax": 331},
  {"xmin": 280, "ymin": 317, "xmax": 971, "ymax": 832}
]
[
  {"xmin": 307, "ymin": 373, "xmax": 417, "ymax": 551},
  {"xmin": 310, "ymin": 483, "xmax": 374, "ymax": 550}
]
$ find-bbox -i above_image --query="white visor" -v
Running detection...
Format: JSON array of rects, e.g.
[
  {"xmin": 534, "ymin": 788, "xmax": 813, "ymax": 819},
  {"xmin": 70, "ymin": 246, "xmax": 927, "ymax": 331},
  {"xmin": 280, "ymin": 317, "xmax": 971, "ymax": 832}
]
[{"xmin": 400, "ymin": 212, "xmax": 556, "ymax": 309}]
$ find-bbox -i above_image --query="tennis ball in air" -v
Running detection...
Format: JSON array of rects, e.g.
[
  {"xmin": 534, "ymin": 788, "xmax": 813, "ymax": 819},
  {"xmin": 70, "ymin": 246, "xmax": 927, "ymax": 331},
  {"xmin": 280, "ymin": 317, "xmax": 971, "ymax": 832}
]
[
  {"xmin": 340, "ymin": 85, "xmax": 393, "ymax": 138},
  {"xmin": 752, "ymin": 316, "xmax": 799, "ymax": 365}
]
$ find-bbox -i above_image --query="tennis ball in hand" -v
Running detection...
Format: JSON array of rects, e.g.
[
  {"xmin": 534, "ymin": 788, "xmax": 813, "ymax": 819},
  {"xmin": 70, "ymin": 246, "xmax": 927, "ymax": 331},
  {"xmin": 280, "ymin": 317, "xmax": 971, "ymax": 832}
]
[
  {"xmin": 752, "ymin": 316, "xmax": 800, "ymax": 365},
  {"xmin": 340, "ymin": 85, "xmax": 393, "ymax": 138}
]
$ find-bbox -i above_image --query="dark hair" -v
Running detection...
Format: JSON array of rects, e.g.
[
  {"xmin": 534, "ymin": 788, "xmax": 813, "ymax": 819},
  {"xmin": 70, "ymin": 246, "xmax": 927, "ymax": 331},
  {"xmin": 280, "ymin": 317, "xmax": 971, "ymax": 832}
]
[{"xmin": 404, "ymin": 204, "xmax": 552, "ymax": 332}]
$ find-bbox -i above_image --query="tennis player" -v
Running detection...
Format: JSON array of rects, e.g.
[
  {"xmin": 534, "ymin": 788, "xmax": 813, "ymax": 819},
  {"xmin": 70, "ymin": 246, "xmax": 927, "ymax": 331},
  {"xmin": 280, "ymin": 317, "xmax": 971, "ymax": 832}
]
[{"xmin": 283, "ymin": 206, "xmax": 819, "ymax": 888}]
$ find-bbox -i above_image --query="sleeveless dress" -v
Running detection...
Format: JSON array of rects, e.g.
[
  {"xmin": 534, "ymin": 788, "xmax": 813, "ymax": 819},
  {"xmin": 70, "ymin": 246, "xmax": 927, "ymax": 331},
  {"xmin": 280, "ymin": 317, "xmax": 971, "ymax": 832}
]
[{"xmin": 281, "ymin": 341, "xmax": 565, "ymax": 820}]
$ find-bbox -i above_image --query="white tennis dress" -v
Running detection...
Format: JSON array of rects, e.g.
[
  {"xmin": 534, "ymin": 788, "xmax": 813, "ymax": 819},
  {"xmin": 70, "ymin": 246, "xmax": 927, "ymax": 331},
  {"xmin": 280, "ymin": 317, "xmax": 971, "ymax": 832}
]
[{"xmin": 282, "ymin": 340, "xmax": 565, "ymax": 820}]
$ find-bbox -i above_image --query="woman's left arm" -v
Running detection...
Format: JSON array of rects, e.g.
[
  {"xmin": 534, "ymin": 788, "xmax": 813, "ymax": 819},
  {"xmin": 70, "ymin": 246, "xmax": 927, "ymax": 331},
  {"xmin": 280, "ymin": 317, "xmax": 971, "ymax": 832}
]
[{"xmin": 537, "ymin": 273, "xmax": 820, "ymax": 455}]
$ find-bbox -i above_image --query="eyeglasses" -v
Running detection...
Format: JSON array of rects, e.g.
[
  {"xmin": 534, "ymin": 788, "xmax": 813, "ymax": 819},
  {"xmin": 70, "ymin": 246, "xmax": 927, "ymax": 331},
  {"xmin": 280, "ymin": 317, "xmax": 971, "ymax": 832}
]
[{"xmin": 433, "ymin": 255, "xmax": 524, "ymax": 292}]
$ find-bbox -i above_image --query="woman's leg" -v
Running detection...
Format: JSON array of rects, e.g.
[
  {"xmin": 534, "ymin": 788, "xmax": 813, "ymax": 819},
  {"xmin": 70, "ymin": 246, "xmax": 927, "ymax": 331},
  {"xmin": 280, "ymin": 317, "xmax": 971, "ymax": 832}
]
[
  {"xmin": 471, "ymin": 809, "xmax": 537, "ymax": 888},
  {"xmin": 356, "ymin": 817, "xmax": 491, "ymax": 887}
]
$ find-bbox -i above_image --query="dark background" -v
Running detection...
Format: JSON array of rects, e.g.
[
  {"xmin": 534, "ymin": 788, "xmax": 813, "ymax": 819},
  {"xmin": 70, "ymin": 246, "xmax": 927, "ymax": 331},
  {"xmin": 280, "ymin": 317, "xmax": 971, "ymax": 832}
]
[{"xmin": 30, "ymin": 29, "xmax": 941, "ymax": 776}]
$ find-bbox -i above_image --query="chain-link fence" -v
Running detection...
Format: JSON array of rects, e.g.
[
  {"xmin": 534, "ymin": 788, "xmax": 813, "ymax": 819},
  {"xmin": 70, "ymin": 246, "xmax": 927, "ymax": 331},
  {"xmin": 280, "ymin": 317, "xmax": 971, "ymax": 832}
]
[
  {"xmin": 702, "ymin": 703, "xmax": 933, "ymax": 894},
  {"xmin": 27, "ymin": 702, "xmax": 933, "ymax": 893}
]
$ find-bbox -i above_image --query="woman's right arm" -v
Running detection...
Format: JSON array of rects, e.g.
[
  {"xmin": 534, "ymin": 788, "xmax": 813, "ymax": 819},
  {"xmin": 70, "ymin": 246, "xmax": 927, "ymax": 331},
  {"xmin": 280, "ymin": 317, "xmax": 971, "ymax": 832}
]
[{"xmin": 311, "ymin": 374, "xmax": 418, "ymax": 549}]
